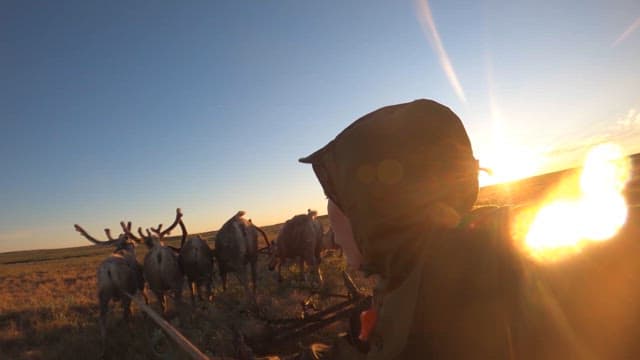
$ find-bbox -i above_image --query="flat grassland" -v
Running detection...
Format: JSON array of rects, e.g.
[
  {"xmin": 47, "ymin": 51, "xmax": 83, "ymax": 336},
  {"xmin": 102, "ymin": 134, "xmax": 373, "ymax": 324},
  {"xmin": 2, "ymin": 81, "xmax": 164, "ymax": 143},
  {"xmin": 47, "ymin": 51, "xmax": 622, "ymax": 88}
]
[
  {"xmin": 1, "ymin": 217, "xmax": 370, "ymax": 360},
  {"xmin": 2, "ymin": 162, "xmax": 640, "ymax": 359}
]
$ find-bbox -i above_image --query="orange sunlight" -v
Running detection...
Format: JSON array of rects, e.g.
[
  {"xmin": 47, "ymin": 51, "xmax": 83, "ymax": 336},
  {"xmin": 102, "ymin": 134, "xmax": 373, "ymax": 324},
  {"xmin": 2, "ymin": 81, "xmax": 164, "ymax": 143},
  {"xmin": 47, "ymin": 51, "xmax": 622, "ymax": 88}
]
[
  {"xmin": 478, "ymin": 93, "xmax": 544, "ymax": 187},
  {"xmin": 521, "ymin": 143, "xmax": 630, "ymax": 262},
  {"xmin": 478, "ymin": 144, "xmax": 543, "ymax": 187}
]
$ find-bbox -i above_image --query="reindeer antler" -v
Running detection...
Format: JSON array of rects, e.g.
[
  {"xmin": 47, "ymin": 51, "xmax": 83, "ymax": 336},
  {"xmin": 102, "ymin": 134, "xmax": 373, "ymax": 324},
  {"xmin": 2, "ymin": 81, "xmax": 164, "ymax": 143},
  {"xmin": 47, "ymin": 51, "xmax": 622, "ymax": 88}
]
[
  {"xmin": 250, "ymin": 220, "xmax": 270, "ymax": 249},
  {"xmin": 104, "ymin": 228, "xmax": 115, "ymax": 241},
  {"xmin": 74, "ymin": 224, "xmax": 117, "ymax": 246},
  {"xmin": 178, "ymin": 219, "xmax": 188, "ymax": 249},
  {"xmin": 150, "ymin": 208, "xmax": 183, "ymax": 238},
  {"xmin": 119, "ymin": 221, "xmax": 141, "ymax": 243}
]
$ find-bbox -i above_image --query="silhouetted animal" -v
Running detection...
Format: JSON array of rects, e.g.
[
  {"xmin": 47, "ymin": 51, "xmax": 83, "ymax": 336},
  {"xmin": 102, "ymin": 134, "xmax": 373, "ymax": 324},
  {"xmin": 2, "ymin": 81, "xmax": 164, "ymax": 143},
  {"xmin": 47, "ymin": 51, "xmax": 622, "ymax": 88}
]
[
  {"xmin": 178, "ymin": 219, "xmax": 214, "ymax": 305},
  {"xmin": 73, "ymin": 222, "xmax": 147, "ymax": 348},
  {"xmin": 122, "ymin": 208, "xmax": 184, "ymax": 316},
  {"xmin": 268, "ymin": 211, "xmax": 324, "ymax": 284},
  {"xmin": 321, "ymin": 227, "xmax": 343, "ymax": 257},
  {"xmin": 214, "ymin": 211, "xmax": 268, "ymax": 298}
]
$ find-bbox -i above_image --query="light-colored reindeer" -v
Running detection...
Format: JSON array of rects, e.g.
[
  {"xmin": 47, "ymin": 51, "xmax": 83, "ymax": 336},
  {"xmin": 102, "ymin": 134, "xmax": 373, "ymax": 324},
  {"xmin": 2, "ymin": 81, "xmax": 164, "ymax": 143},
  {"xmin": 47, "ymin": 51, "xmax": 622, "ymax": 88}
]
[
  {"xmin": 121, "ymin": 208, "xmax": 185, "ymax": 316},
  {"xmin": 73, "ymin": 221, "xmax": 147, "ymax": 347}
]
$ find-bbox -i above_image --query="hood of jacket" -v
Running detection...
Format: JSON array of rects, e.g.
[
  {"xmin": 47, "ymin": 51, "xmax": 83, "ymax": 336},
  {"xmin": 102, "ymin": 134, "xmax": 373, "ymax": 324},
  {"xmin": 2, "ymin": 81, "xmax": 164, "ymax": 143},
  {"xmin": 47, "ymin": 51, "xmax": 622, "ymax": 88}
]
[{"xmin": 300, "ymin": 99, "xmax": 479, "ymax": 283}]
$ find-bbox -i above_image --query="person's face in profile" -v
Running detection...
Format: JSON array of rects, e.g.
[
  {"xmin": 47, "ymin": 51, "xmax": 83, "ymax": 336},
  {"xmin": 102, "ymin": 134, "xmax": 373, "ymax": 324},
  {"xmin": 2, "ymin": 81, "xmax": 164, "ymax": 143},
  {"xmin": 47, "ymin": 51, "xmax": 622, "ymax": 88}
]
[{"xmin": 327, "ymin": 199, "xmax": 363, "ymax": 270}]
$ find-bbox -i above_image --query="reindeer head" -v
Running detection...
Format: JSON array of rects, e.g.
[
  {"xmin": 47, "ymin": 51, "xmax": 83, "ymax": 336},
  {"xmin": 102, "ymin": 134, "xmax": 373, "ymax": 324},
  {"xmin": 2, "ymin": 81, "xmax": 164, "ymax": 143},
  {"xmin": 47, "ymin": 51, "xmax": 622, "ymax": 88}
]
[
  {"xmin": 106, "ymin": 225, "xmax": 138, "ymax": 252},
  {"xmin": 120, "ymin": 208, "xmax": 183, "ymax": 250},
  {"xmin": 74, "ymin": 222, "xmax": 139, "ymax": 254}
]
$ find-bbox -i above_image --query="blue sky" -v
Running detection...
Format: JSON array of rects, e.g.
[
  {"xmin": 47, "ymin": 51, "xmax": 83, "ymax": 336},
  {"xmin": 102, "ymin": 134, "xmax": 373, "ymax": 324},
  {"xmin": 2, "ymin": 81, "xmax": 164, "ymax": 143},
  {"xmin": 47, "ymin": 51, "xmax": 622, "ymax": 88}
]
[{"xmin": 1, "ymin": 0, "xmax": 639, "ymax": 252}]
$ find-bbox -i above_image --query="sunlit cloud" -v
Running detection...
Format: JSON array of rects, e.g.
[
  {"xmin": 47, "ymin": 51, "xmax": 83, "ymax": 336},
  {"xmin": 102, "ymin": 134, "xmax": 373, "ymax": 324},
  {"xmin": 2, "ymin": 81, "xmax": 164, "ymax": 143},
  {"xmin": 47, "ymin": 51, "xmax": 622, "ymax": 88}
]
[
  {"xmin": 540, "ymin": 107, "xmax": 640, "ymax": 171},
  {"xmin": 617, "ymin": 108, "xmax": 640, "ymax": 129},
  {"xmin": 612, "ymin": 16, "xmax": 640, "ymax": 47},
  {"xmin": 415, "ymin": 0, "xmax": 467, "ymax": 103}
]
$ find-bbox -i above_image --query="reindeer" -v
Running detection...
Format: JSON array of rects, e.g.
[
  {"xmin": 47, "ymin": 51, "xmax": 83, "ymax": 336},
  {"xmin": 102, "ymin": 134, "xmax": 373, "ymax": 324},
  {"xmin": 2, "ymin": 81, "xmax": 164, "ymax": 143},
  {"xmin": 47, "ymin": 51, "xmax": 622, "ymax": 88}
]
[
  {"xmin": 214, "ymin": 211, "xmax": 269, "ymax": 299},
  {"xmin": 321, "ymin": 227, "xmax": 343, "ymax": 257},
  {"xmin": 308, "ymin": 209, "xmax": 325, "ymax": 256},
  {"xmin": 121, "ymin": 208, "xmax": 184, "ymax": 316},
  {"xmin": 268, "ymin": 210, "xmax": 324, "ymax": 285},
  {"xmin": 73, "ymin": 222, "xmax": 147, "ymax": 347},
  {"xmin": 177, "ymin": 219, "xmax": 215, "ymax": 306}
]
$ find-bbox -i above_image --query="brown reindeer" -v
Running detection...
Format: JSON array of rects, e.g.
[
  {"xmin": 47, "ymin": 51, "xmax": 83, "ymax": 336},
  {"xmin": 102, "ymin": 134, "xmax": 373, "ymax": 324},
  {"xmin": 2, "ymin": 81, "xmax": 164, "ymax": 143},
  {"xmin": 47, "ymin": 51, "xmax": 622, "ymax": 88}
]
[
  {"xmin": 177, "ymin": 219, "xmax": 215, "ymax": 306},
  {"xmin": 321, "ymin": 227, "xmax": 343, "ymax": 257},
  {"xmin": 214, "ymin": 211, "xmax": 269, "ymax": 299},
  {"xmin": 268, "ymin": 210, "xmax": 324, "ymax": 285}
]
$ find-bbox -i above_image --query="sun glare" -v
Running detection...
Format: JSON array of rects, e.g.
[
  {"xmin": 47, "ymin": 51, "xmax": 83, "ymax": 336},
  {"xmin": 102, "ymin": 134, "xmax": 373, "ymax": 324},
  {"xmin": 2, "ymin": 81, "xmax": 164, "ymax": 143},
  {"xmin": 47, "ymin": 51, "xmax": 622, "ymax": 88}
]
[
  {"xmin": 478, "ymin": 144, "xmax": 544, "ymax": 187},
  {"xmin": 521, "ymin": 143, "xmax": 630, "ymax": 262}
]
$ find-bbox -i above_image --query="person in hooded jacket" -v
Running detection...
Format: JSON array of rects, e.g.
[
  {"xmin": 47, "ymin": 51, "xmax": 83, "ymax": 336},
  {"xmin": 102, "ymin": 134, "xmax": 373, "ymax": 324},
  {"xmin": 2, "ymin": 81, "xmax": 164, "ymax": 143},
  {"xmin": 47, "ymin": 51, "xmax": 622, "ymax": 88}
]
[{"xmin": 296, "ymin": 99, "xmax": 628, "ymax": 359}]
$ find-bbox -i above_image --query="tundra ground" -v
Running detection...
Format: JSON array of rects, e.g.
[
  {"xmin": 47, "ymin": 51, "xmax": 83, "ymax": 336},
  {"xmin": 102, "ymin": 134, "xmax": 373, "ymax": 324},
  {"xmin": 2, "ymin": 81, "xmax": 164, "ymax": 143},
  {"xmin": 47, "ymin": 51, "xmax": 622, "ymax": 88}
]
[{"xmin": 2, "ymin": 164, "xmax": 640, "ymax": 359}]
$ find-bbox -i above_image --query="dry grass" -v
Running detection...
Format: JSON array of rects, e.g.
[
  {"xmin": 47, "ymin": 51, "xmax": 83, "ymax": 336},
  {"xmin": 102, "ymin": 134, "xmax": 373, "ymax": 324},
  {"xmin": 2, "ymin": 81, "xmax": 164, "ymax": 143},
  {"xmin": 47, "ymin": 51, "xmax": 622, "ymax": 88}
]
[
  {"xmin": 0, "ymin": 217, "xmax": 376, "ymax": 359},
  {"xmin": 1, "ymin": 164, "xmax": 632, "ymax": 359}
]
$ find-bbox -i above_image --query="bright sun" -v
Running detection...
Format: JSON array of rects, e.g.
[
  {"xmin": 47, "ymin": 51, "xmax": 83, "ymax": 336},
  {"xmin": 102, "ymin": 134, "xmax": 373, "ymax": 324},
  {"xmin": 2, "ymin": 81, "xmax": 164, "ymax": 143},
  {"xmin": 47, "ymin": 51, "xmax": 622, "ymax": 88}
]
[
  {"xmin": 478, "ymin": 142, "xmax": 544, "ymax": 187},
  {"xmin": 519, "ymin": 143, "xmax": 631, "ymax": 262}
]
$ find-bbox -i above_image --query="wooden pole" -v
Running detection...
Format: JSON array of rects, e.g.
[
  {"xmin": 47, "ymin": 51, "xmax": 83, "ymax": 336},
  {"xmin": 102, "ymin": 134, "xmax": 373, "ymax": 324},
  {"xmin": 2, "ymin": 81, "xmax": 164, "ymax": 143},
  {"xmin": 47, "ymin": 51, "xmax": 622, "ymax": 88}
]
[{"xmin": 124, "ymin": 292, "xmax": 212, "ymax": 360}]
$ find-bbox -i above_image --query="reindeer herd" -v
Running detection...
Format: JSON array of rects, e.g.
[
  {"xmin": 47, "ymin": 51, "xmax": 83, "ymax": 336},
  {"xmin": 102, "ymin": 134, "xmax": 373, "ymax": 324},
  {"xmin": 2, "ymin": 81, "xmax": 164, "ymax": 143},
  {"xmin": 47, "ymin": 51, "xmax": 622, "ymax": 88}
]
[{"xmin": 73, "ymin": 208, "xmax": 342, "ymax": 345}]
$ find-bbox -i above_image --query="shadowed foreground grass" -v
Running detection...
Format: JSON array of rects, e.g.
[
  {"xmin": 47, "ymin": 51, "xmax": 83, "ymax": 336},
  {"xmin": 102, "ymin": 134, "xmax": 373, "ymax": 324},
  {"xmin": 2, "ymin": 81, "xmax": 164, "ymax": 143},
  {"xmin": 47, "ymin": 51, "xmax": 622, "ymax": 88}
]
[
  {"xmin": 0, "ymin": 218, "xmax": 376, "ymax": 359},
  {"xmin": 2, "ymin": 166, "xmax": 628, "ymax": 359}
]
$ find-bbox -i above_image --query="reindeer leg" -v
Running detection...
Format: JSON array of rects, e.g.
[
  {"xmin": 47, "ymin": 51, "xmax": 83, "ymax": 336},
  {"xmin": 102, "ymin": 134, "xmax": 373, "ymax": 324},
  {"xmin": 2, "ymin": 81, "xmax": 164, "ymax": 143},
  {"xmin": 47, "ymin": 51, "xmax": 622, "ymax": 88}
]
[
  {"xmin": 299, "ymin": 257, "xmax": 306, "ymax": 283},
  {"xmin": 206, "ymin": 277, "xmax": 214, "ymax": 303},
  {"xmin": 98, "ymin": 294, "xmax": 109, "ymax": 348},
  {"xmin": 153, "ymin": 291, "xmax": 166, "ymax": 315},
  {"xmin": 135, "ymin": 263, "xmax": 147, "ymax": 304},
  {"xmin": 122, "ymin": 296, "xmax": 132, "ymax": 321},
  {"xmin": 250, "ymin": 260, "xmax": 257, "ymax": 294},
  {"xmin": 236, "ymin": 270, "xmax": 250, "ymax": 298},
  {"xmin": 142, "ymin": 288, "xmax": 150, "ymax": 305},
  {"xmin": 196, "ymin": 279, "xmax": 204, "ymax": 302},
  {"xmin": 122, "ymin": 295, "xmax": 132, "ymax": 330},
  {"xmin": 314, "ymin": 259, "xmax": 323, "ymax": 286},
  {"xmin": 173, "ymin": 283, "xmax": 185, "ymax": 323},
  {"xmin": 218, "ymin": 264, "xmax": 228, "ymax": 292},
  {"xmin": 236, "ymin": 269, "xmax": 257, "ymax": 307},
  {"xmin": 190, "ymin": 281, "xmax": 196, "ymax": 307},
  {"xmin": 277, "ymin": 262, "xmax": 283, "ymax": 283},
  {"xmin": 224, "ymin": 273, "xmax": 229, "ymax": 291},
  {"xmin": 317, "ymin": 266, "xmax": 324, "ymax": 285}
]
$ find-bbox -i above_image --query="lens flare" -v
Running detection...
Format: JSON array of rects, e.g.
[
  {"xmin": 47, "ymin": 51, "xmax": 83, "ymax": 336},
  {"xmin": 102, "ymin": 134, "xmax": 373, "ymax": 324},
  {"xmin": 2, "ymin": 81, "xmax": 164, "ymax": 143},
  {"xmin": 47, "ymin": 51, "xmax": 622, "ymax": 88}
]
[{"xmin": 523, "ymin": 143, "xmax": 630, "ymax": 262}]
